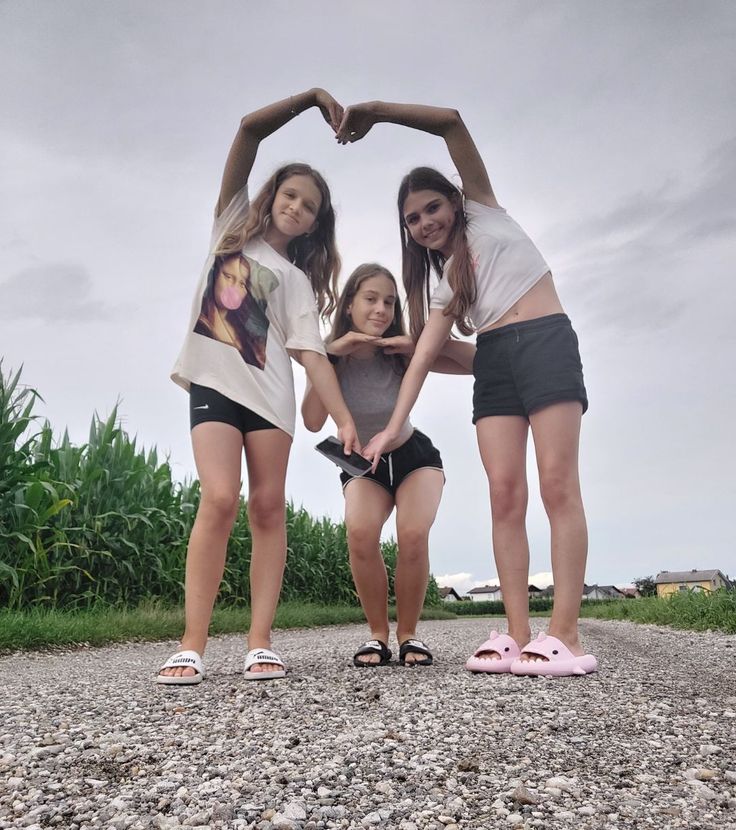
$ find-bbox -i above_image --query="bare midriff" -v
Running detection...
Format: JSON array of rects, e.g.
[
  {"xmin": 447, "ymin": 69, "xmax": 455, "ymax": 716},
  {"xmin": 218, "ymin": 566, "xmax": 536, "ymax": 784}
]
[{"xmin": 477, "ymin": 271, "xmax": 564, "ymax": 334}]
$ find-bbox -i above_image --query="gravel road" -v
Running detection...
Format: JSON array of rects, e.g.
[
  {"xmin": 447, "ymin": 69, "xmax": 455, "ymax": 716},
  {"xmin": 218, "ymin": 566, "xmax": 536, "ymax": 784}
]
[{"xmin": 2, "ymin": 617, "xmax": 735, "ymax": 830}]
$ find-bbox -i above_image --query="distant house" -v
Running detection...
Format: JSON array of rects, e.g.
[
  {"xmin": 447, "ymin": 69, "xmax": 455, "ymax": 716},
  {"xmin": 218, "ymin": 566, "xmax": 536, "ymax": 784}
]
[
  {"xmin": 582, "ymin": 584, "xmax": 625, "ymax": 601},
  {"xmin": 536, "ymin": 584, "xmax": 624, "ymax": 600},
  {"xmin": 439, "ymin": 586, "xmax": 462, "ymax": 603},
  {"xmin": 654, "ymin": 569, "xmax": 732, "ymax": 597},
  {"xmin": 467, "ymin": 584, "xmax": 546, "ymax": 602},
  {"xmin": 618, "ymin": 586, "xmax": 641, "ymax": 599},
  {"xmin": 467, "ymin": 584, "xmax": 502, "ymax": 602}
]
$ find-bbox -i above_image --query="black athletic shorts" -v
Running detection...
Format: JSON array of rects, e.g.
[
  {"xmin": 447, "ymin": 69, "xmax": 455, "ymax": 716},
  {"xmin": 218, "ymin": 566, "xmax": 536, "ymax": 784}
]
[
  {"xmin": 339, "ymin": 429, "xmax": 444, "ymax": 497},
  {"xmin": 189, "ymin": 383, "xmax": 277, "ymax": 433},
  {"xmin": 473, "ymin": 313, "xmax": 588, "ymax": 422}
]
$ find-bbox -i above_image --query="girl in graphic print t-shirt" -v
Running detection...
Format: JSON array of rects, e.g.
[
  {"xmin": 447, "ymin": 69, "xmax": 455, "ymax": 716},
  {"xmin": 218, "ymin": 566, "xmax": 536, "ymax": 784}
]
[{"xmin": 161, "ymin": 89, "xmax": 358, "ymax": 685}]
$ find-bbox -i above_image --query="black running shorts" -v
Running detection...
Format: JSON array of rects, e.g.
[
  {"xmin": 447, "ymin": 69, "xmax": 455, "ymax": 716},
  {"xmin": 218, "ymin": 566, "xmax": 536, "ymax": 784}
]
[
  {"xmin": 339, "ymin": 429, "xmax": 444, "ymax": 497},
  {"xmin": 473, "ymin": 313, "xmax": 588, "ymax": 422},
  {"xmin": 189, "ymin": 383, "xmax": 277, "ymax": 433}
]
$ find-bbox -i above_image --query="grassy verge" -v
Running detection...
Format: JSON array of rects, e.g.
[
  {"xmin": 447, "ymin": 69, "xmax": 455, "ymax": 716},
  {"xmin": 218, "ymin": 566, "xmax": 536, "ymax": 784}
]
[
  {"xmin": 0, "ymin": 602, "xmax": 457, "ymax": 653},
  {"xmin": 445, "ymin": 590, "xmax": 736, "ymax": 634},
  {"xmin": 578, "ymin": 591, "xmax": 736, "ymax": 633}
]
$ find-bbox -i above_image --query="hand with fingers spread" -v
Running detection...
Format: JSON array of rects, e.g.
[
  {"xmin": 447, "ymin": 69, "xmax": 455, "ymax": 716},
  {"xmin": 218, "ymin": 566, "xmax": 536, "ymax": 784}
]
[
  {"xmin": 335, "ymin": 102, "xmax": 379, "ymax": 144},
  {"xmin": 374, "ymin": 334, "xmax": 415, "ymax": 356},
  {"xmin": 326, "ymin": 330, "xmax": 381, "ymax": 357},
  {"xmin": 314, "ymin": 87, "xmax": 344, "ymax": 133}
]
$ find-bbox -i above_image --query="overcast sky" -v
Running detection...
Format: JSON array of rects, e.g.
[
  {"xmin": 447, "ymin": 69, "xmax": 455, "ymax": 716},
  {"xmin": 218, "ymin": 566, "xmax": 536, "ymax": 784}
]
[{"xmin": 1, "ymin": 1, "xmax": 734, "ymax": 595}]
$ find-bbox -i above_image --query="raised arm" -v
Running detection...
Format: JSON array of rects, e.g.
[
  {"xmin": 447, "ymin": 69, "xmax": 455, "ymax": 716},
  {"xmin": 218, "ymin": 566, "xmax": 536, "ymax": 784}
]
[
  {"xmin": 217, "ymin": 88, "xmax": 343, "ymax": 216},
  {"xmin": 335, "ymin": 101, "xmax": 497, "ymax": 207},
  {"xmin": 361, "ymin": 308, "xmax": 456, "ymax": 469}
]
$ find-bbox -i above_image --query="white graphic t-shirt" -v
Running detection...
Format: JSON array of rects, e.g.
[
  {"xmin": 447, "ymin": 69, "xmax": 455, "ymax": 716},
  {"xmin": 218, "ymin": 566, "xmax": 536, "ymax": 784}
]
[{"xmin": 171, "ymin": 184, "xmax": 326, "ymax": 436}]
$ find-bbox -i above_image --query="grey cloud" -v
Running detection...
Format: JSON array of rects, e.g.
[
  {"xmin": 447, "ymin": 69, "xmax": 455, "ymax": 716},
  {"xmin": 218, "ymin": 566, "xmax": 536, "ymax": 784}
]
[
  {"xmin": 0, "ymin": 264, "xmax": 119, "ymax": 323},
  {"xmin": 546, "ymin": 137, "xmax": 736, "ymax": 333}
]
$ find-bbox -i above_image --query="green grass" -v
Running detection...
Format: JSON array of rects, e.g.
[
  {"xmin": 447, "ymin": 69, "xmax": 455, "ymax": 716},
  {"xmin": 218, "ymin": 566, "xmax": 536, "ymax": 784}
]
[
  {"xmin": 0, "ymin": 601, "xmax": 457, "ymax": 653},
  {"xmin": 444, "ymin": 590, "xmax": 736, "ymax": 634},
  {"xmin": 578, "ymin": 590, "xmax": 736, "ymax": 633}
]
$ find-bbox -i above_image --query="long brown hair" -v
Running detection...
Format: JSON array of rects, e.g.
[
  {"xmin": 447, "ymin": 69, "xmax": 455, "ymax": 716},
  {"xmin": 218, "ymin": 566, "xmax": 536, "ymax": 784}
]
[
  {"xmin": 216, "ymin": 163, "xmax": 341, "ymax": 318},
  {"xmin": 397, "ymin": 166, "xmax": 476, "ymax": 340},
  {"xmin": 328, "ymin": 263, "xmax": 408, "ymax": 375}
]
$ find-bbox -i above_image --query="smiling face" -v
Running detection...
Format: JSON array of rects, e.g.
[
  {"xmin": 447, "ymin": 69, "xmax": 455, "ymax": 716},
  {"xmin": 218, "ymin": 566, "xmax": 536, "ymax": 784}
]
[
  {"xmin": 215, "ymin": 255, "xmax": 249, "ymax": 310},
  {"xmin": 347, "ymin": 274, "xmax": 398, "ymax": 337},
  {"xmin": 402, "ymin": 189, "xmax": 459, "ymax": 257},
  {"xmin": 269, "ymin": 174, "xmax": 322, "ymax": 241}
]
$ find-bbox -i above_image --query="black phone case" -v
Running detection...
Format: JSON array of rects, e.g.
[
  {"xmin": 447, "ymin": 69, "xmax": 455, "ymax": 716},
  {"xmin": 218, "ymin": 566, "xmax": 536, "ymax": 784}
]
[{"xmin": 315, "ymin": 437, "xmax": 372, "ymax": 478}]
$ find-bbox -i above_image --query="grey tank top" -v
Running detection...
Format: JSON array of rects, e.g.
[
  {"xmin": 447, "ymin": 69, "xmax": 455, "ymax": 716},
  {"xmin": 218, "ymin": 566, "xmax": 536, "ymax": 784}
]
[{"xmin": 335, "ymin": 353, "xmax": 414, "ymax": 448}]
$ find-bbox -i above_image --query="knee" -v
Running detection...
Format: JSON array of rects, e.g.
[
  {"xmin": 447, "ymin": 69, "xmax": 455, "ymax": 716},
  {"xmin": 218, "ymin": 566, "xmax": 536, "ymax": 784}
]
[
  {"xmin": 396, "ymin": 525, "xmax": 429, "ymax": 564},
  {"xmin": 347, "ymin": 524, "xmax": 381, "ymax": 559},
  {"xmin": 199, "ymin": 487, "xmax": 241, "ymax": 526},
  {"xmin": 539, "ymin": 470, "xmax": 580, "ymax": 513},
  {"xmin": 247, "ymin": 490, "xmax": 286, "ymax": 531},
  {"xmin": 489, "ymin": 479, "xmax": 527, "ymax": 523}
]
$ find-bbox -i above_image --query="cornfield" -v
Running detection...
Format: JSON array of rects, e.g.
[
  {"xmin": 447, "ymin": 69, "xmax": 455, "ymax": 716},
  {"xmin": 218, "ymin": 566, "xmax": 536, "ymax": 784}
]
[{"xmin": 0, "ymin": 364, "xmax": 438, "ymax": 610}]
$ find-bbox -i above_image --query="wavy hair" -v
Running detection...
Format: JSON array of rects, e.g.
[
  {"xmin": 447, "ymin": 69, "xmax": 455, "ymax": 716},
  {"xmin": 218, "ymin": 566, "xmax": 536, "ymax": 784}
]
[
  {"xmin": 215, "ymin": 163, "xmax": 341, "ymax": 318},
  {"xmin": 397, "ymin": 166, "xmax": 476, "ymax": 340},
  {"xmin": 328, "ymin": 263, "xmax": 408, "ymax": 375}
]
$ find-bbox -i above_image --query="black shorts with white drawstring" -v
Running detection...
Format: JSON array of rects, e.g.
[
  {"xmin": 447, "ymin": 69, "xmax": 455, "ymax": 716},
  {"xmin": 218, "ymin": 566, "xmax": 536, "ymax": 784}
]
[{"xmin": 339, "ymin": 429, "xmax": 444, "ymax": 497}]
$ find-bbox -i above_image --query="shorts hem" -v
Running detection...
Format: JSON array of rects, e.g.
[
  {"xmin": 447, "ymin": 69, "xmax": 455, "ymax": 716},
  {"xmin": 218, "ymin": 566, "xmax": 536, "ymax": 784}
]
[
  {"xmin": 396, "ymin": 465, "xmax": 446, "ymax": 489},
  {"xmin": 527, "ymin": 392, "xmax": 588, "ymax": 416},
  {"xmin": 473, "ymin": 409, "xmax": 527, "ymax": 423},
  {"xmin": 342, "ymin": 476, "xmax": 393, "ymax": 497}
]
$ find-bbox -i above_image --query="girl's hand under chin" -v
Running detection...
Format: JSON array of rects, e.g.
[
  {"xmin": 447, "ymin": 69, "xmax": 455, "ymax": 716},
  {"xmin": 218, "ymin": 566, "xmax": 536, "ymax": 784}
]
[
  {"xmin": 327, "ymin": 331, "xmax": 381, "ymax": 356},
  {"xmin": 375, "ymin": 335, "xmax": 415, "ymax": 356}
]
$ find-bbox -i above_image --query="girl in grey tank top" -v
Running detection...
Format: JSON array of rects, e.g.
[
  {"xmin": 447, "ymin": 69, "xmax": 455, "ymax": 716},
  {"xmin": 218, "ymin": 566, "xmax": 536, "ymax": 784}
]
[{"xmin": 303, "ymin": 263, "xmax": 474, "ymax": 669}]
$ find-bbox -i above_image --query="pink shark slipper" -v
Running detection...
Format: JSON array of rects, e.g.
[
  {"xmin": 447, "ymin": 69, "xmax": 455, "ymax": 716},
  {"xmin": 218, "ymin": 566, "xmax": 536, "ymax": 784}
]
[
  {"xmin": 510, "ymin": 632, "xmax": 598, "ymax": 677},
  {"xmin": 465, "ymin": 630, "xmax": 521, "ymax": 674}
]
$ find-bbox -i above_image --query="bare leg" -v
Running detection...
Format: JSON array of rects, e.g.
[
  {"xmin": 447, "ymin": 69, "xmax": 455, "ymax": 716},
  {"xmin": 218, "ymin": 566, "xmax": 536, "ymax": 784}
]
[
  {"xmin": 394, "ymin": 469, "xmax": 444, "ymax": 661},
  {"xmin": 524, "ymin": 401, "xmax": 587, "ymax": 660},
  {"xmin": 242, "ymin": 428, "xmax": 292, "ymax": 673},
  {"xmin": 343, "ymin": 479, "xmax": 394, "ymax": 664},
  {"xmin": 159, "ymin": 422, "xmax": 244, "ymax": 679},
  {"xmin": 475, "ymin": 415, "xmax": 532, "ymax": 656}
]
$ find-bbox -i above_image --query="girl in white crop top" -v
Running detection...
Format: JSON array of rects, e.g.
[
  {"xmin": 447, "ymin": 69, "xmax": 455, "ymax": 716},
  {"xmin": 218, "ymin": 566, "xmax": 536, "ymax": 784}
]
[
  {"xmin": 158, "ymin": 89, "xmax": 359, "ymax": 685},
  {"xmin": 302, "ymin": 263, "xmax": 474, "ymax": 667},
  {"xmin": 334, "ymin": 101, "xmax": 597, "ymax": 677}
]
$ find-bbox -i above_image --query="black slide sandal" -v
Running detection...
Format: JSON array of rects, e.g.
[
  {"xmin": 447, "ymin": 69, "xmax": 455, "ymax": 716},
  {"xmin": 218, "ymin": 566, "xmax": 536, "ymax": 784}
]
[
  {"xmin": 353, "ymin": 639, "xmax": 392, "ymax": 667},
  {"xmin": 399, "ymin": 639, "xmax": 433, "ymax": 666}
]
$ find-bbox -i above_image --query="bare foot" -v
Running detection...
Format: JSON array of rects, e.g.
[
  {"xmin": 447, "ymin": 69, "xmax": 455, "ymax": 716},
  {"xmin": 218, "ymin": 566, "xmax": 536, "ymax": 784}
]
[
  {"xmin": 397, "ymin": 635, "xmax": 433, "ymax": 666},
  {"xmin": 354, "ymin": 633, "xmax": 390, "ymax": 665},
  {"xmin": 244, "ymin": 645, "xmax": 285, "ymax": 676},
  {"xmin": 157, "ymin": 646, "xmax": 204, "ymax": 681}
]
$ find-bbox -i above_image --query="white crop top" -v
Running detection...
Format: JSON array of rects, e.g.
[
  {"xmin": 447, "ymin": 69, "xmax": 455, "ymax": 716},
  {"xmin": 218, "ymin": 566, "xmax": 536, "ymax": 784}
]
[{"xmin": 429, "ymin": 199, "xmax": 550, "ymax": 331}]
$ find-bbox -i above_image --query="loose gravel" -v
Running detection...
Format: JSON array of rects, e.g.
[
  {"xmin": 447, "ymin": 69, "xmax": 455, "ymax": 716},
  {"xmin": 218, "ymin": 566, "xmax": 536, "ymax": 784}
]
[{"xmin": 1, "ymin": 617, "xmax": 735, "ymax": 829}]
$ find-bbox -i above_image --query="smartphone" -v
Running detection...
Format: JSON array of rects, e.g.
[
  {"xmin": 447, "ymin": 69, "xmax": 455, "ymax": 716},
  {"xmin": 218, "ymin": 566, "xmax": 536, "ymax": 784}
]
[{"xmin": 315, "ymin": 436, "xmax": 372, "ymax": 478}]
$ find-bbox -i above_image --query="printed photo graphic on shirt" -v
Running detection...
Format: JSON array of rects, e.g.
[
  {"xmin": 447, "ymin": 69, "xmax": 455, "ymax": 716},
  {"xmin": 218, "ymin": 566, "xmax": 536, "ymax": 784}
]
[{"xmin": 194, "ymin": 253, "xmax": 278, "ymax": 370}]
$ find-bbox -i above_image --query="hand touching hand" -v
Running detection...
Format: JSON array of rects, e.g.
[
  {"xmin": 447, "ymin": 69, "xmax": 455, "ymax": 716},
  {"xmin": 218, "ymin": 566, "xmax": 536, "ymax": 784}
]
[
  {"xmin": 375, "ymin": 335, "xmax": 415, "ymax": 356},
  {"xmin": 314, "ymin": 88, "xmax": 344, "ymax": 132},
  {"xmin": 335, "ymin": 103, "xmax": 378, "ymax": 144},
  {"xmin": 327, "ymin": 331, "xmax": 381, "ymax": 356}
]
